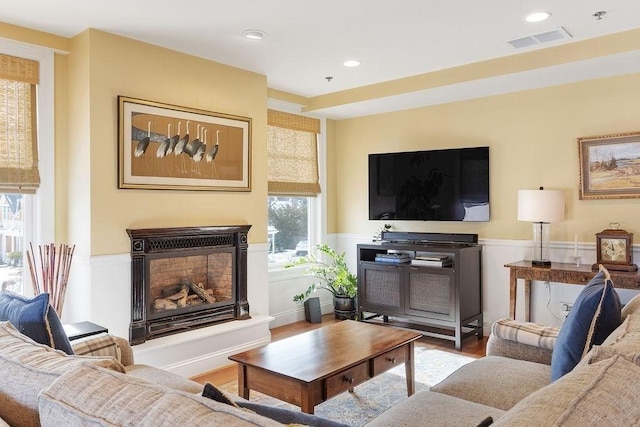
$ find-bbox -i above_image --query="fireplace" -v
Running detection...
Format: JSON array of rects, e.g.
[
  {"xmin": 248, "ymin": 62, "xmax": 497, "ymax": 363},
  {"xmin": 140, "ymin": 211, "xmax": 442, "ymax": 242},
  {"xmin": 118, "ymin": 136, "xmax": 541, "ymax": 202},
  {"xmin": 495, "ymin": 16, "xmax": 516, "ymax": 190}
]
[{"xmin": 127, "ymin": 225, "xmax": 251, "ymax": 344}]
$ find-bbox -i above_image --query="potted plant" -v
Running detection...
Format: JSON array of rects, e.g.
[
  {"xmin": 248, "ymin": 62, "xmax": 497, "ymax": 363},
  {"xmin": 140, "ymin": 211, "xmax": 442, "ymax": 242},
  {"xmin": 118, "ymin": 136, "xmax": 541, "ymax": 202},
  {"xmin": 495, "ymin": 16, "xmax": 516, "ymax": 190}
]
[{"xmin": 287, "ymin": 243, "xmax": 358, "ymax": 320}]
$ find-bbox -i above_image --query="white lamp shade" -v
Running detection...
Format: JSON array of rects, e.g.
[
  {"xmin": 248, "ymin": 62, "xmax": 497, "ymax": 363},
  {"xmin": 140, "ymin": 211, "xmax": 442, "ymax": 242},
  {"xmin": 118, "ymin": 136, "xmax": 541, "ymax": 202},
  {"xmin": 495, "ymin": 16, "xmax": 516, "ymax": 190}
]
[{"xmin": 517, "ymin": 189, "xmax": 565, "ymax": 223}]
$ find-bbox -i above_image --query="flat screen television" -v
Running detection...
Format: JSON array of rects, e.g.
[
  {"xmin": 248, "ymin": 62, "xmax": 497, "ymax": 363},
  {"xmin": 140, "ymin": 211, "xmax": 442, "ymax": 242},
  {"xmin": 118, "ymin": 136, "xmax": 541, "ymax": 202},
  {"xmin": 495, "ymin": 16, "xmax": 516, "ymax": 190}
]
[{"xmin": 369, "ymin": 146, "xmax": 489, "ymax": 221}]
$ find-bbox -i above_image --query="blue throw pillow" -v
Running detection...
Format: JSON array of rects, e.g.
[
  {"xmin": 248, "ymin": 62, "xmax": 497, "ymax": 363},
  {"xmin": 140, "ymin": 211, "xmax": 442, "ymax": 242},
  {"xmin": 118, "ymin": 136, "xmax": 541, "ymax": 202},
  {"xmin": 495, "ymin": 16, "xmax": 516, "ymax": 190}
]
[
  {"xmin": 202, "ymin": 383, "xmax": 349, "ymax": 427},
  {"xmin": 550, "ymin": 269, "xmax": 621, "ymax": 381},
  {"xmin": 0, "ymin": 292, "xmax": 74, "ymax": 355}
]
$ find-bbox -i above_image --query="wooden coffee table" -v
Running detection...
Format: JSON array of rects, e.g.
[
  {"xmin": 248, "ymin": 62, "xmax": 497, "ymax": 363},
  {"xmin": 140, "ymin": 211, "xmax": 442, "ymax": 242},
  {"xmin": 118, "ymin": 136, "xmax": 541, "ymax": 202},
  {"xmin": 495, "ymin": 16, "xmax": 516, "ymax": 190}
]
[{"xmin": 228, "ymin": 320, "xmax": 421, "ymax": 414}]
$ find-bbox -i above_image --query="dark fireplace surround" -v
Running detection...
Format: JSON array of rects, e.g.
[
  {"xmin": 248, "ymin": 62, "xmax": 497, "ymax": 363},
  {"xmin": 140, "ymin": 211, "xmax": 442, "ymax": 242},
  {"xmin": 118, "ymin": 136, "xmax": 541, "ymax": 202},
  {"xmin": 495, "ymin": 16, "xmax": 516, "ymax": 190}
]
[{"xmin": 127, "ymin": 225, "xmax": 251, "ymax": 345}]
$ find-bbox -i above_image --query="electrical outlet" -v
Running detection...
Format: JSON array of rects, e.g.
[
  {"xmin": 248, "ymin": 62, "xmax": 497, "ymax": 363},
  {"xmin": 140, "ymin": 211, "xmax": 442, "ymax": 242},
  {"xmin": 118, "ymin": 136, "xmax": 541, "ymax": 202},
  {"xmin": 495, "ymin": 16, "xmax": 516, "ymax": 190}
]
[
  {"xmin": 560, "ymin": 302, "xmax": 573, "ymax": 312},
  {"xmin": 560, "ymin": 302, "xmax": 573, "ymax": 319}
]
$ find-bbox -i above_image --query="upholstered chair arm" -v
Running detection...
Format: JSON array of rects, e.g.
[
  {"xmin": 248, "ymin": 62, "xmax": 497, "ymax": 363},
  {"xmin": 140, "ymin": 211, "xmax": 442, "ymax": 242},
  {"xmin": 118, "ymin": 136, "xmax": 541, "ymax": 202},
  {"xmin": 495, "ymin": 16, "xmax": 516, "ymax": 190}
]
[
  {"xmin": 71, "ymin": 333, "xmax": 135, "ymax": 366},
  {"xmin": 486, "ymin": 318, "xmax": 560, "ymax": 365}
]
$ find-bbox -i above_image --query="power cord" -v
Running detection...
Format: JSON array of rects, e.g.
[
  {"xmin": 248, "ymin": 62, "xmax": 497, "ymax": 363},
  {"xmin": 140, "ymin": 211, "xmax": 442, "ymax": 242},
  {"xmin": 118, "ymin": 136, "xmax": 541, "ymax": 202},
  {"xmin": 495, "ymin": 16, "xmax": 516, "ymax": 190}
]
[{"xmin": 545, "ymin": 281, "xmax": 561, "ymax": 321}]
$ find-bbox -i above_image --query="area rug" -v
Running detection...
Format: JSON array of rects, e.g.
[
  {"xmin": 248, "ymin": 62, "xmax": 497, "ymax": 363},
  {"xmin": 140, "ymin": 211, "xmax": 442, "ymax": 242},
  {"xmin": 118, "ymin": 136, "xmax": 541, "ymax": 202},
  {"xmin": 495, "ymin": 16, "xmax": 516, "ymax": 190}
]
[{"xmin": 219, "ymin": 348, "xmax": 476, "ymax": 427}]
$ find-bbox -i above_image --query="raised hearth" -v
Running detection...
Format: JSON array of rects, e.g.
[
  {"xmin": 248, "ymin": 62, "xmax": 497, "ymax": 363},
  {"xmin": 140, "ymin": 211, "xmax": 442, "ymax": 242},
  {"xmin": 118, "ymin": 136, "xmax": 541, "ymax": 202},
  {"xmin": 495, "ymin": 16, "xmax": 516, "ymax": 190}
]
[{"xmin": 127, "ymin": 225, "xmax": 251, "ymax": 344}]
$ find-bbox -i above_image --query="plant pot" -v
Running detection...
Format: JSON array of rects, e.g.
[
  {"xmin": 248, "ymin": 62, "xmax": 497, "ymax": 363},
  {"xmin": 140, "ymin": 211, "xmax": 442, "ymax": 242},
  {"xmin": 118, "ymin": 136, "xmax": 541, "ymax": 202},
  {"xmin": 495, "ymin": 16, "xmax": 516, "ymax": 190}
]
[
  {"xmin": 333, "ymin": 295, "xmax": 357, "ymax": 320},
  {"xmin": 303, "ymin": 297, "xmax": 322, "ymax": 324}
]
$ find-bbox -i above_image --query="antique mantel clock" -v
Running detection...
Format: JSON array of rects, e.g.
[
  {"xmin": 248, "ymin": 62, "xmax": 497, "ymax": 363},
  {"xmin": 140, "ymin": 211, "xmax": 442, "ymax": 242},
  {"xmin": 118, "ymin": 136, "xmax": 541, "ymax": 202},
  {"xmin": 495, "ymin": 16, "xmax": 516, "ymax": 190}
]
[{"xmin": 593, "ymin": 225, "xmax": 638, "ymax": 272}]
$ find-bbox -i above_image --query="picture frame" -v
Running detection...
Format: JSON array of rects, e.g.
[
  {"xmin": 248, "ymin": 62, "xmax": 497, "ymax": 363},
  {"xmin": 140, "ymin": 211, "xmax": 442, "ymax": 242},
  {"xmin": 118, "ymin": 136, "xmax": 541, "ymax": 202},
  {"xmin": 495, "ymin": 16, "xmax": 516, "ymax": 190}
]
[
  {"xmin": 118, "ymin": 96, "xmax": 251, "ymax": 191},
  {"xmin": 578, "ymin": 131, "xmax": 640, "ymax": 200}
]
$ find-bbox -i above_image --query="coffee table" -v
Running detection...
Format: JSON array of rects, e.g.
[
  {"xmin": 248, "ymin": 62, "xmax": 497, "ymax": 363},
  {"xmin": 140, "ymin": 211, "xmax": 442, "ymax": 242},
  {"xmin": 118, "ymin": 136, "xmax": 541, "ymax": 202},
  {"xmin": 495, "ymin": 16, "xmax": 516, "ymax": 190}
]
[{"xmin": 228, "ymin": 320, "xmax": 421, "ymax": 414}]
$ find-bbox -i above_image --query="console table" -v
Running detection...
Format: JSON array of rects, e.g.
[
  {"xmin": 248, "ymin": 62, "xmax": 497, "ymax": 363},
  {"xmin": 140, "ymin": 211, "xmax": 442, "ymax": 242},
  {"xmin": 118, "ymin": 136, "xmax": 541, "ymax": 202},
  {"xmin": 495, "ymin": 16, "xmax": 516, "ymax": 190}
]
[{"xmin": 505, "ymin": 261, "xmax": 640, "ymax": 321}]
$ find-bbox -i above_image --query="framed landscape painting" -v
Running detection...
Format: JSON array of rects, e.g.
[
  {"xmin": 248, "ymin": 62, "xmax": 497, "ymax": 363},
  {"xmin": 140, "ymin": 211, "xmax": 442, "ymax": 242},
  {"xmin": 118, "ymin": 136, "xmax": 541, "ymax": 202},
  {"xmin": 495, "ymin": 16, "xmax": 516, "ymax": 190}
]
[
  {"xmin": 118, "ymin": 96, "xmax": 251, "ymax": 191},
  {"xmin": 578, "ymin": 131, "xmax": 640, "ymax": 200}
]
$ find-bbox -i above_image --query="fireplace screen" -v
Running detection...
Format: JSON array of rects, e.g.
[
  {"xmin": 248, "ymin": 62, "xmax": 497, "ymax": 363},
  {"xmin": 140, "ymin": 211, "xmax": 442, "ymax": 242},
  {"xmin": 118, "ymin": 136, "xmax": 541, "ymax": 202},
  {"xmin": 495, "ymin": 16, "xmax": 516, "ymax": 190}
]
[{"xmin": 148, "ymin": 251, "xmax": 234, "ymax": 317}]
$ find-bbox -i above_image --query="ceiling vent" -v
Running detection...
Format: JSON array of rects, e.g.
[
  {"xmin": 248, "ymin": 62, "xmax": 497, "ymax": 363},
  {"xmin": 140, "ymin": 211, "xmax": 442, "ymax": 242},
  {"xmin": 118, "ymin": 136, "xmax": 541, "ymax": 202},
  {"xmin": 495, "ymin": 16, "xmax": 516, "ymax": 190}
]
[{"xmin": 507, "ymin": 27, "xmax": 572, "ymax": 49}]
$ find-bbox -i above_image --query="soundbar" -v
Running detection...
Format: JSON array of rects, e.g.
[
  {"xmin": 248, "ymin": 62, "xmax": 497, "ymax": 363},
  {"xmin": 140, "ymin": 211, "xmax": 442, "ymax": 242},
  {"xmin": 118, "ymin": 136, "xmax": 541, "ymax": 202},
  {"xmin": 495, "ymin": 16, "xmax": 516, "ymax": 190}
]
[{"xmin": 380, "ymin": 231, "xmax": 478, "ymax": 246}]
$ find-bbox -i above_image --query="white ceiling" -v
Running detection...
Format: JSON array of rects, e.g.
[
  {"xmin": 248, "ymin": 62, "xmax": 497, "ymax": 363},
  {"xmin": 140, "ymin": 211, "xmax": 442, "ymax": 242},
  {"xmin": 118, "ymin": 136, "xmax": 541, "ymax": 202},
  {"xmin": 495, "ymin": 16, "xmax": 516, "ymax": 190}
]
[{"xmin": 2, "ymin": 1, "xmax": 640, "ymax": 118}]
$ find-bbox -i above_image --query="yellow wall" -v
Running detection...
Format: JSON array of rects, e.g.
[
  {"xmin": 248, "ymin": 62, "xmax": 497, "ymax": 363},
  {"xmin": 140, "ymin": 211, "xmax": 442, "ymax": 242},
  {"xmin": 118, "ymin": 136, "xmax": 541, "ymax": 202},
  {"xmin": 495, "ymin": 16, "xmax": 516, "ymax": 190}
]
[
  {"xmin": 0, "ymin": 24, "xmax": 269, "ymax": 256},
  {"xmin": 325, "ymin": 119, "xmax": 337, "ymax": 234},
  {"xmin": 0, "ymin": 22, "xmax": 68, "ymax": 52},
  {"xmin": 69, "ymin": 30, "xmax": 268, "ymax": 255},
  {"xmin": 334, "ymin": 72, "xmax": 640, "ymax": 243}
]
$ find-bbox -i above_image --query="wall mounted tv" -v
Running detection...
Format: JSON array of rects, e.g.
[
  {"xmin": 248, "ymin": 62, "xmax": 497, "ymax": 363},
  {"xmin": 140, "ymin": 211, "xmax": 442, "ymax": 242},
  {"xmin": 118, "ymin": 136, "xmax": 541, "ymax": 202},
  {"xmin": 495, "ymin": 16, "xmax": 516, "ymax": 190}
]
[{"xmin": 369, "ymin": 146, "xmax": 489, "ymax": 221}]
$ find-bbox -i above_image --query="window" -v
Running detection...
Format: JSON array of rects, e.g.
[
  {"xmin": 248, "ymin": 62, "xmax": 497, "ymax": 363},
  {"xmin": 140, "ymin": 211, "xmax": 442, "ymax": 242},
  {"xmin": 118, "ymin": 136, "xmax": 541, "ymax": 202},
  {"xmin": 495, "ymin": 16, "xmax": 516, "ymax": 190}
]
[
  {"xmin": 268, "ymin": 195, "xmax": 310, "ymax": 265},
  {"xmin": 0, "ymin": 193, "xmax": 23, "ymax": 293},
  {"xmin": 267, "ymin": 110, "xmax": 321, "ymax": 266},
  {"xmin": 0, "ymin": 43, "xmax": 55, "ymax": 295}
]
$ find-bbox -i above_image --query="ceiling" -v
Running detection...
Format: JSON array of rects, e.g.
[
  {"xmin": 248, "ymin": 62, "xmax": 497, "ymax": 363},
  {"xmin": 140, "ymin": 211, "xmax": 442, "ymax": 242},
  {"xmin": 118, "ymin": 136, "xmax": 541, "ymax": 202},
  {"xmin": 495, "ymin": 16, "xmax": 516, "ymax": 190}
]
[{"xmin": 2, "ymin": 1, "xmax": 640, "ymax": 118}]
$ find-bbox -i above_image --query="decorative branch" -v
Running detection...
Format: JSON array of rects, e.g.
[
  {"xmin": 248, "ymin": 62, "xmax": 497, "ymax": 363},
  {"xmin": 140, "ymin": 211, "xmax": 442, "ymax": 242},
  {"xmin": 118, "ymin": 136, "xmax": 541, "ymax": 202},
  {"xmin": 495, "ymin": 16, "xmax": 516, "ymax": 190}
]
[{"xmin": 26, "ymin": 243, "xmax": 76, "ymax": 317}]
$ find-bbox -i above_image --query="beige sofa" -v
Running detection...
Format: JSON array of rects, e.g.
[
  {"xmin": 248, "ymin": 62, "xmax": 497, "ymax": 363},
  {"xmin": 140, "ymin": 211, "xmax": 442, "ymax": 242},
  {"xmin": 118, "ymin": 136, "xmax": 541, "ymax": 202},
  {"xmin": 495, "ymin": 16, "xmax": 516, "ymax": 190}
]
[
  {"xmin": 3, "ymin": 292, "xmax": 640, "ymax": 426},
  {"xmin": 369, "ymin": 293, "xmax": 640, "ymax": 426},
  {"xmin": 0, "ymin": 321, "xmax": 290, "ymax": 427}
]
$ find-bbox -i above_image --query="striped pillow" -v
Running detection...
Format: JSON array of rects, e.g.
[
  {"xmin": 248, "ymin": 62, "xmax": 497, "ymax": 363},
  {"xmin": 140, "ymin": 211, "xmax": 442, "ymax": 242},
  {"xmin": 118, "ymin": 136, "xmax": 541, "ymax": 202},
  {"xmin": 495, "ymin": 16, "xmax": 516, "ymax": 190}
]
[
  {"xmin": 71, "ymin": 332, "xmax": 122, "ymax": 362},
  {"xmin": 492, "ymin": 318, "xmax": 559, "ymax": 351}
]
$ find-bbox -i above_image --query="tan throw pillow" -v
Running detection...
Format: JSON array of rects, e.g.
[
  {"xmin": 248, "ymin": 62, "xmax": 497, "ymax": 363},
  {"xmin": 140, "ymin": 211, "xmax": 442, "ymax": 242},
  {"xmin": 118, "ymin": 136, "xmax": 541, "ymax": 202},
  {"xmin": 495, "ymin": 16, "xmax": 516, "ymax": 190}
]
[
  {"xmin": 0, "ymin": 321, "xmax": 125, "ymax": 427},
  {"xmin": 39, "ymin": 364, "xmax": 283, "ymax": 427},
  {"xmin": 622, "ymin": 293, "xmax": 640, "ymax": 319},
  {"xmin": 493, "ymin": 355, "xmax": 640, "ymax": 426},
  {"xmin": 578, "ymin": 314, "xmax": 640, "ymax": 367}
]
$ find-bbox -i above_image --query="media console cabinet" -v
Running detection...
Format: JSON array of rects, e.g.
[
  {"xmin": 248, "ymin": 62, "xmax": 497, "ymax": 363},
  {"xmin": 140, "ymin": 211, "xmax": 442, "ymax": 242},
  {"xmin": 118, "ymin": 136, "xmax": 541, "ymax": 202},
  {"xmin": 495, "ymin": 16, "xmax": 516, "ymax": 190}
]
[{"xmin": 357, "ymin": 240, "xmax": 482, "ymax": 350}]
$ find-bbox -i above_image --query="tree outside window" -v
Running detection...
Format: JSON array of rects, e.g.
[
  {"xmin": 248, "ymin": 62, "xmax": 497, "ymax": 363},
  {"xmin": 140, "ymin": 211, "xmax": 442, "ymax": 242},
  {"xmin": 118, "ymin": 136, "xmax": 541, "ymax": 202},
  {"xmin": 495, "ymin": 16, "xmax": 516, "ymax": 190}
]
[{"xmin": 268, "ymin": 196, "xmax": 309, "ymax": 265}]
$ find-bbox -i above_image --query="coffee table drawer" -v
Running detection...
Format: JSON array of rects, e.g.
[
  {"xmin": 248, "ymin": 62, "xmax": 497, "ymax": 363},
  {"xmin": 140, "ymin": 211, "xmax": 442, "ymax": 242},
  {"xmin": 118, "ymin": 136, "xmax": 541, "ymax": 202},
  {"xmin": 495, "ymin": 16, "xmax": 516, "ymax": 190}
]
[
  {"xmin": 371, "ymin": 346, "xmax": 406, "ymax": 376},
  {"xmin": 325, "ymin": 362, "xmax": 368, "ymax": 398}
]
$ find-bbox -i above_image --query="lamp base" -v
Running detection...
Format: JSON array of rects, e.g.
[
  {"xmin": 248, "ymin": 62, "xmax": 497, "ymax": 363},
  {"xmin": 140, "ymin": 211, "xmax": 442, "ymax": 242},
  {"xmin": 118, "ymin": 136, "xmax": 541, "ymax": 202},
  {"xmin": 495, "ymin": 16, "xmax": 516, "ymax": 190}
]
[{"xmin": 532, "ymin": 259, "xmax": 552, "ymax": 268}]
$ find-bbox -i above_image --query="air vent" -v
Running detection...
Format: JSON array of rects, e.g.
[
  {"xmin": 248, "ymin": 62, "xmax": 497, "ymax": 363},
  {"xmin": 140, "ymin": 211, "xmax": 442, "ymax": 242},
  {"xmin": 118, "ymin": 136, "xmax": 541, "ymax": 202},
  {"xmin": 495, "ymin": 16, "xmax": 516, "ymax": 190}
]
[{"xmin": 507, "ymin": 27, "xmax": 572, "ymax": 49}]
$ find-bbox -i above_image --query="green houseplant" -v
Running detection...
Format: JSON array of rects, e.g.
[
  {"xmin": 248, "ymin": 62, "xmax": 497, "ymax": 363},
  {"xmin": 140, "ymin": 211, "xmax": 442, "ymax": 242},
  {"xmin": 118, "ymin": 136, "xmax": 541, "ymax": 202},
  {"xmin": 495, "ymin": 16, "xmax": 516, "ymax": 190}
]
[{"xmin": 287, "ymin": 243, "xmax": 358, "ymax": 319}]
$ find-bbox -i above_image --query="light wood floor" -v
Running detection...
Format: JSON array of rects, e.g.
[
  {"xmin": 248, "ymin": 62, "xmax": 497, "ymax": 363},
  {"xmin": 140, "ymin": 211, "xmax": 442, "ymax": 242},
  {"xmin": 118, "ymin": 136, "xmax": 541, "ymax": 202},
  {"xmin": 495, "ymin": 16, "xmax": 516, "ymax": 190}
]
[{"xmin": 190, "ymin": 314, "xmax": 488, "ymax": 385}]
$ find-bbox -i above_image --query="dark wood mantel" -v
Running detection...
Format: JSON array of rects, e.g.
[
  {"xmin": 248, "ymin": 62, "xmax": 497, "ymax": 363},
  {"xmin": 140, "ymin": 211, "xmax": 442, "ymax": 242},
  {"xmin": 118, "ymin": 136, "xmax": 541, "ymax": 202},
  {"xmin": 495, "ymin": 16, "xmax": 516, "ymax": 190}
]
[{"xmin": 505, "ymin": 260, "xmax": 640, "ymax": 322}]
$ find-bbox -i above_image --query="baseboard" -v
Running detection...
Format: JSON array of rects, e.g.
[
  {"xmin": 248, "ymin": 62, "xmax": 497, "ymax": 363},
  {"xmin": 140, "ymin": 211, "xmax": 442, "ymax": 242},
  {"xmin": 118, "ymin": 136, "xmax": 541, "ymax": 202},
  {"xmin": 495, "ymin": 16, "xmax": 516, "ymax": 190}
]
[
  {"xmin": 165, "ymin": 335, "xmax": 272, "ymax": 378},
  {"xmin": 270, "ymin": 301, "xmax": 334, "ymax": 328},
  {"xmin": 132, "ymin": 314, "xmax": 274, "ymax": 377}
]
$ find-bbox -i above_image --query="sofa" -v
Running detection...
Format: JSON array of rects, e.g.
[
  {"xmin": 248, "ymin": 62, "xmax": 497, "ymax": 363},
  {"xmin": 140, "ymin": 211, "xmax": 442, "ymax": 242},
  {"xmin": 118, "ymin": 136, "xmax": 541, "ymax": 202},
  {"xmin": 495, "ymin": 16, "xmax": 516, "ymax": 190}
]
[
  {"xmin": 2, "ymin": 266, "xmax": 640, "ymax": 426},
  {"xmin": 370, "ymin": 267, "xmax": 640, "ymax": 426}
]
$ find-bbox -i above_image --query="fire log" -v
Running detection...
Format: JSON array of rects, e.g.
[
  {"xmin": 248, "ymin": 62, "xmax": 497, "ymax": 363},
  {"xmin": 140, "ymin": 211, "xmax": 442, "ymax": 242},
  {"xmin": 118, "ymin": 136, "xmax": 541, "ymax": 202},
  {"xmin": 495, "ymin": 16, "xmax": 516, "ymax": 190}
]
[
  {"xmin": 154, "ymin": 298, "xmax": 178, "ymax": 311},
  {"xmin": 166, "ymin": 284, "xmax": 189, "ymax": 301},
  {"xmin": 187, "ymin": 282, "xmax": 216, "ymax": 304}
]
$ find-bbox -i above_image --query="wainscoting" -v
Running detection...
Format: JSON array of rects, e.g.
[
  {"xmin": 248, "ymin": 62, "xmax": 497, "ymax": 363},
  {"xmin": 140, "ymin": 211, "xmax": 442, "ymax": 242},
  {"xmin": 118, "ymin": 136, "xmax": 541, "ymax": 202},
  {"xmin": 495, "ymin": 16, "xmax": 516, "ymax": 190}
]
[
  {"xmin": 333, "ymin": 234, "xmax": 640, "ymax": 330},
  {"xmin": 63, "ymin": 236, "xmax": 639, "ymax": 376}
]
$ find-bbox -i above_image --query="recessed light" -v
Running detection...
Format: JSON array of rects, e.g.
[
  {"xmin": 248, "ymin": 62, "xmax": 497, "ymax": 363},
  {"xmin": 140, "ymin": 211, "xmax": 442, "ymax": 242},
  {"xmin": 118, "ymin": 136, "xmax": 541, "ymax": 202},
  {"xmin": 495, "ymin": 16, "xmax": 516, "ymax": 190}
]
[
  {"xmin": 343, "ymin": 59, "xmax": 361, "ymax": 67},
  {"xmin": 524, "ymin": 11, "xmax": 551, "ymax": 23},
  {"xmin": 243, "ymin": 29, "xmax": 266, "ymax": 40}
]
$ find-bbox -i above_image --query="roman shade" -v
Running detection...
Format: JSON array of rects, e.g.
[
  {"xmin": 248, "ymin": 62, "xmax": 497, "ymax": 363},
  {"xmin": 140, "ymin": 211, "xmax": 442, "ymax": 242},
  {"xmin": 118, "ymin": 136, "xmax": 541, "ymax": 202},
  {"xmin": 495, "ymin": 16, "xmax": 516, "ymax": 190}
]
[
  {"xmin": 267, "ymin": 109, "xmax": 320, "ymax": 196},
  {"xmin": 0, "ymin": 54, "xmax": 40, "ymax": 194}
]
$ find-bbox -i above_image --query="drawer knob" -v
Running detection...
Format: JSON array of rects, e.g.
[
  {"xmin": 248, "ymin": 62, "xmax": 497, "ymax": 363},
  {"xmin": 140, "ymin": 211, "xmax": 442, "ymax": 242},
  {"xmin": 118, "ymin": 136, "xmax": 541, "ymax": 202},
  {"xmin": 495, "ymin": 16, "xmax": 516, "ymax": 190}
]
[
  {"xmin": 343, "ymin": 376, "xmax": 354, "ymax": 384},
  {"xmin": 387, "ymin": 357, "xmax": 397, "ymax": 364}
]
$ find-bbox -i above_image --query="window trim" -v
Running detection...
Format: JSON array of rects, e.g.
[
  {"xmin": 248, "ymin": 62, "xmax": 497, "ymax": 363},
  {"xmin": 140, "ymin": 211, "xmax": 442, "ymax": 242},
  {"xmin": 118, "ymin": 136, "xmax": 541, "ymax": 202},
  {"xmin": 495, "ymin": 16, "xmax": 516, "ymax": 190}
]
[{"xmin": 0, "ymin": 37, "xmax": 56, "ymax": 294}]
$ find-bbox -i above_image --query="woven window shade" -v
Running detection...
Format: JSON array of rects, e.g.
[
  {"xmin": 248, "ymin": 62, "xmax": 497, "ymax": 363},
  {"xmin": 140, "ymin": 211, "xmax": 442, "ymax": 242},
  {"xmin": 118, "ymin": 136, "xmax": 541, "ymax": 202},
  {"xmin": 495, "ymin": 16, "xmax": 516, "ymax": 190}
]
[
  {"xmin": 267, "ymin": 110, "xmax": 321, "ymax": 196},
  {"xmin": 0, "ymin": 54, "xmax": 40, "ymax": 194},
  {"xmin": 0, "ymin": 54, "xmax": 39, "ymax": 85}
]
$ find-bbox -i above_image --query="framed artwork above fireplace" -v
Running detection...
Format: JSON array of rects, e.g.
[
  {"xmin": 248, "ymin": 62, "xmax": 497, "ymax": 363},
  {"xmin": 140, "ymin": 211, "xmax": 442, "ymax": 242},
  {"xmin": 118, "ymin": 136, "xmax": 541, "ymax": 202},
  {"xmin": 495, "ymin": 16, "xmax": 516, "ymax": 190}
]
[{"xmin": 118, "ymin": 96, "xmax": 252, "ymax": 191}]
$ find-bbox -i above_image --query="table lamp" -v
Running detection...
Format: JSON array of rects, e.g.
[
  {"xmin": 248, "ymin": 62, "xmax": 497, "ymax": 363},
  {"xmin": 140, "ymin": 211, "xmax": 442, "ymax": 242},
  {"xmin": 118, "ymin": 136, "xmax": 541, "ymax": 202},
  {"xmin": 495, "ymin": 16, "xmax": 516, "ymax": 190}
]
[{"xmin": 517, "ymin": 187, "xmax": 565, "ymax": 267}]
